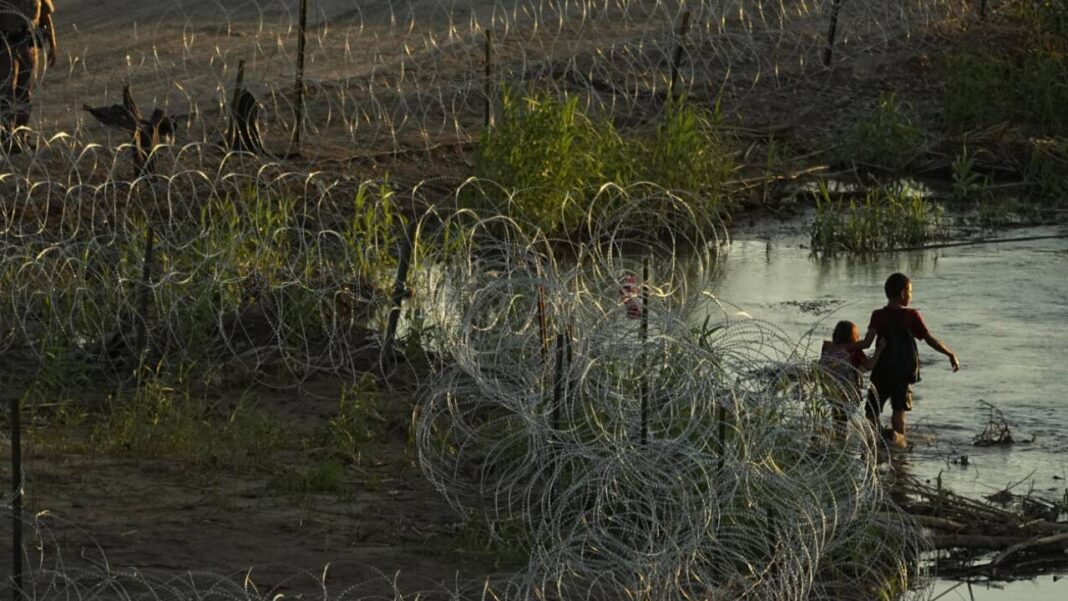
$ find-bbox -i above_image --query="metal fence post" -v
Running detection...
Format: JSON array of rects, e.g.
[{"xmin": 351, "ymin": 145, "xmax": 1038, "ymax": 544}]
[
  {"xmin": 291, "ymin": 0, "xmax": 309, "ymax": 150},
  {"xmin": 822, "ymin": 0, "xmax": 844, "ymax": 67}
]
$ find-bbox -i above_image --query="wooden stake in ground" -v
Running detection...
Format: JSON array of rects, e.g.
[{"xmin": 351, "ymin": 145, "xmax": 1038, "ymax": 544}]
[
  {"xmin": 537, "ymin": 285, "xmax": 549, "ymax": 360},
  {"xmin": 552, "ymin": 333, "xmax": 566, "ymax": 431},
  {"xmin": 822, "ymin": 0, "xmax": 844, "ymax": 67},
  {"xmin": 291, "ymin": 0, "xmax": 309, "ymax": 152},
  {"xmin": 639, "ymin": 258, "xmax": 650, "ymax": 445}
]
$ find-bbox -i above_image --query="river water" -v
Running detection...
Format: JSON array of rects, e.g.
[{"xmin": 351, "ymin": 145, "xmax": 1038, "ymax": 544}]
[{"xmin": 707, "ymin": 224, "xmax": 1068, "ymax": 597}]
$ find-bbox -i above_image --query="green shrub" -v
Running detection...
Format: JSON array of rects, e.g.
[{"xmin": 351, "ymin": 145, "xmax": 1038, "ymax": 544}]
[
  {"xmin": 944, "ymin": 49, "xmax": 1068, "ymax": 135},
  {"xmin": 811, "ymin": 182, "xmax": 945, "ymax": 254},
  {"xmin": 475, "ymin": 91, "xmax": 633, "ymax": 232},
  {"xmin": 646, "ymin": 97, "xmax": 735, "ymax": 205},
  {"xmin": 330, "ymin": 373, "xmax": 386, "ymax": 464},
  {"xmin": 474, "ymin": 90, "xmax": 735, "ymax": 234},
  {"xmin": 1027, "ymin": 137, "xmax": 1068, "ymax": 201},
  {"xmin": 850, "ymin": 93, "xmax": 922, "ymax": 171}
]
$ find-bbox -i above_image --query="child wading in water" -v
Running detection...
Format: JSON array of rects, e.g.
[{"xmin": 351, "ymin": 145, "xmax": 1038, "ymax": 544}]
[
  {"xmin": 820, "ymin": 320, "xmax": 881, "ymax": 428},
  {"xmin": 855, "ymin": 273, "xmax": 960, "ymax": 448}
]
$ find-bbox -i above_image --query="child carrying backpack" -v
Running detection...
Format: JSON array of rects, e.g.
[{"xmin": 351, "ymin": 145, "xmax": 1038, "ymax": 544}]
[
  {"xmin": 820, "ymin": 320, "xmax": 883, "ymax": 430},
  {"xmin": 854, "ymin": 273, "xmax": 960, "ymax": 448}
]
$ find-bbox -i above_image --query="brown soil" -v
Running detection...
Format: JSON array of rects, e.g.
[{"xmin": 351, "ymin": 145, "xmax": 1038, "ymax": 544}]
[{"xmin": 3, "ymin": 375, "xmax": 512, "ymax": 596}]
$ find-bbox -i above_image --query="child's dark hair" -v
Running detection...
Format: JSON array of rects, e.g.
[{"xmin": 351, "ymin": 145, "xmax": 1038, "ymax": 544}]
[
  {"xmin": 884, "ymin": 272, "xmax": 911, "ymax": 299},
  {"xmin": 832, "ymin": 320, "xmax": 858, "ymax": 344}
]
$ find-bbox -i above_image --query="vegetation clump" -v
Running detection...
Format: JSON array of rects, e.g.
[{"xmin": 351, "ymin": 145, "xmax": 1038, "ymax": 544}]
[
  {"xmin": 944, "ymin": 49, "xmax": 1068, "ymax": 136},
  {"xmin": 848, "ymin": 92, "xmax": 922, "ymax": 172},
  {"xmin": 93, "ymin": 377, "xmax": 284, "ymax": 468},
  {"xmin": 811, "ymin": 182, "xmax": 944, "ymax": 254},
  {"xmin": 475, "ymin": 90, "xmax": 736, "ymax": 234},
  {"xmin": 943, "ymin": 1, "xmax": 1068, "ymax": 137}
]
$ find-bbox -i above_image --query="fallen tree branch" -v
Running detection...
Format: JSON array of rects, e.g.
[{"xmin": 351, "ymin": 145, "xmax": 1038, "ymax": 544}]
[{"xmin": 991, "ymin": 532, "xmax": 1068, "ymax": 567}]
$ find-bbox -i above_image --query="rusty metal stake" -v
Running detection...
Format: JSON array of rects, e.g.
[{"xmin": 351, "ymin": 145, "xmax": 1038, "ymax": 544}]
[
  {"xmin": 291, "ymin": 0, "xmax": 309, "ymax": 150},
  {"xmin": 669, "ymin": 11, "xmax": 692, "ymax": 99},
  {"xmin": 822, "ymin": 0, "xmax": 844, "ymax": 67}
]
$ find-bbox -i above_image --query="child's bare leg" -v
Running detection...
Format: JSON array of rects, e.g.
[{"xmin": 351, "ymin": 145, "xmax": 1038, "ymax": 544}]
[{"xmin": 891, "ymin": 411, "xmax": 907, "ymax": 447}]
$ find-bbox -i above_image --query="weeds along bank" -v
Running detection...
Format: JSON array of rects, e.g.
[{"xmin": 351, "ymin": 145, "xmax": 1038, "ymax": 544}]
[
  {"xmin": 415, "ymin": 216, "xmax": 928, "ymax": 600},
  {"xmin": 1, "ymin": 194, "xmax": 933, "ymax": 600}
]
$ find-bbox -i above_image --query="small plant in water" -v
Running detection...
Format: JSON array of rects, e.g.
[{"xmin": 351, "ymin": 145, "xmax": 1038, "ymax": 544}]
[{"xmin": 812, "ymin": 180, "xmax": 944, "ymax": 254}]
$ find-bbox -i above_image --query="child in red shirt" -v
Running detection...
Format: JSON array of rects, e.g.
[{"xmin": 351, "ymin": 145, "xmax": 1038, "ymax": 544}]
[{"xmin": 855, "ymin": 273, "xmax": 960, "ymax": 448}]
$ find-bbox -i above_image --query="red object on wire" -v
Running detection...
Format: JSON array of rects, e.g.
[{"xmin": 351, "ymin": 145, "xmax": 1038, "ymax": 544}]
[{"xmin": 620, "ymin": 274, "xmax": 642, "ymax": 320}]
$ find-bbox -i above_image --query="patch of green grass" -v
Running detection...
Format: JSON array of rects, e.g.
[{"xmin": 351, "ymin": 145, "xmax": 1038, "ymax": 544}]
[
  {"xmin": 849, "ymin": 92, "xmax": 922, "ymax": 171},
  {"xmin": 475, "ymin": 90, "xmax": 634, "ymax": 233},
  {"xmin": 330, "ymin": 373, "xmax": 386, "ymax": 464},
  {"xmin": 811, "ymin": 182, "xmax": 945, "ymax": 254},
  {"xmin": 271, "ymin": 459, "xmax": 348, "ymax": 495},
  {"xmin": 645, "ymin": 97, "xmax": 735, "ymax": 204},
  {"xmin": 92, "ymin": 378, "xmax": 285, "ymax": 468},
  {"xmin": 1012, "ymin": 0, "xmax": 1068, "ymax": 40}
]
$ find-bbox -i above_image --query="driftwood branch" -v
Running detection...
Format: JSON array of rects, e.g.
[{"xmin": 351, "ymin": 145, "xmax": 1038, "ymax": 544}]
[
  {"xmin": 896, "ymin": 475, "xmax": 1068, "ymax": 580},
  {"xmin": 991, "ymin": 532, "xmax": 1068, "ymax": 567}
]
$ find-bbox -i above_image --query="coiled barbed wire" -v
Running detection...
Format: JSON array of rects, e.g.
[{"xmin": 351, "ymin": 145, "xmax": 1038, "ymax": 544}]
[
  {"xmin": 0, "ymin": 1, "xmax": 968, "ymax": 599},
  {"xmin": 415, "ymin": 201, "xmax": 928, "ymax": 600},
  {"xmin": 15, "ymin": 1, "xmax": 971, "ymax": 167}
]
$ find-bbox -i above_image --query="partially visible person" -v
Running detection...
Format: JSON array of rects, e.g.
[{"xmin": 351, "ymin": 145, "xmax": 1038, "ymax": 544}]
[
  {"xmin": 0, "ymin": 0, "xmax": 58, "ymax": 152},
  {"xmin": 855, "ymin": 273, "xmax": 960, "ymax": 448},
  {"xmin": 820, "ymin": 320, "xmax": 881, "ymax": 429}
]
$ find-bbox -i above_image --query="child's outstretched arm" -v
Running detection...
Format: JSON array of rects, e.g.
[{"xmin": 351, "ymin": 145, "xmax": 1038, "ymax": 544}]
[
  {"xmin": 862, "ymin": 339, "xmax": 887, "ymax": 371},
  {"xmin": 924, "ymin": 334, "xmax": 960, "ymax": 371},
  {"xmin": 849, "ymin": 327, "xmax": 877, "ymax": 351}
]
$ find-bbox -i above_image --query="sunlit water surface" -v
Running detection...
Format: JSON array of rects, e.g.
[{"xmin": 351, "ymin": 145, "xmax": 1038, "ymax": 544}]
[
  {"xmin": 708, "ymin": 226, "xmax": 1068, "ymax": 500},
  {"xmin": 707, "ymin": 225, "xmax": 1068, "ymax": 595}
]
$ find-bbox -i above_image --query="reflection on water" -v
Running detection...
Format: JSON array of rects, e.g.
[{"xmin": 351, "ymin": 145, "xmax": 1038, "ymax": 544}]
[
  {"xmin": 705, "ymin": 226, "xmax": 1068, "ymax": 499},
  {"xmin": 931, "ymin": 576, "xmax": 1068, "ymax": 601}
]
